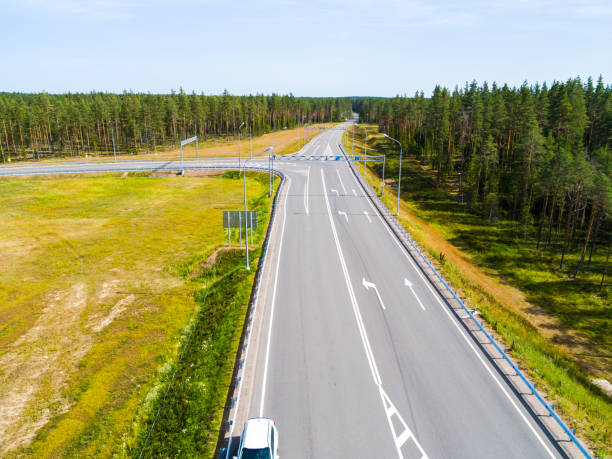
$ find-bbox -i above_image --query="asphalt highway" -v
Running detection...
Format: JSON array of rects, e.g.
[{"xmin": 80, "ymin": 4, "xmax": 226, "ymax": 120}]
[{"xmin": 0, "ymin": 126, "xmax": 566, "ymax": 458}]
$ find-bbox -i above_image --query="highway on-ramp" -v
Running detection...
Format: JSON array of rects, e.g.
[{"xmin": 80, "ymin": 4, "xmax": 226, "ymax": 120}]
[{"xmin": 0, "ymin": 126, "xmax": 570, "ymax": 458}]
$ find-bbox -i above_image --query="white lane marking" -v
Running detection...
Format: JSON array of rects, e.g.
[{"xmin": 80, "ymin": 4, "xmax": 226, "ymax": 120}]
[
  {"xmin": 364, "ymin": 211, "xmax": 372, "ymax": 223},
  {"xmin": 259, "ymin": 178, "xmax": 292, "ymax": 417},
  {"xmin": 304, "ymin": 166, "xmax": 310, "ymax": 215},
  {"xmin": 352, "ymin": 188, "xmax": 358, "ymax": 196},
  {"xmin": 321, "ymin": 169, "xmax": 427, "ymax": 459},
  {"xmin": 404, "ymin": 278, "xmax": 426, "ymax": 311},
  {"xmin": 322, "ymin": 169, "xmax": 381, "ymax": 384},
  {"xmin": 331, "ymin": 189, "xmax": 339, "ymax": 196},
  {"xmin": 379, "ymin": 386, "xmax": 421, "ymax": 453},
  {"xmin": 362, "ymin": 278, "xmax": 387, "ymax": 310},
  {"xmin": 336, "ymin": 168, "xmax": 347, "ymax": 194},
  {"xmin": 338, "ymin": 210, "xmax": 348, "ymax": 222},
  {"xmin": 349, "ymin": 170, "xmax": 555, "ymax": 458}
]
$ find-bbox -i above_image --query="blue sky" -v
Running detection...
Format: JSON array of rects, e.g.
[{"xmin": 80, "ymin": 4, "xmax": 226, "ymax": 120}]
[{"xmin": 0, "ymin": 0, "xmax": 610, "ymax": 96}]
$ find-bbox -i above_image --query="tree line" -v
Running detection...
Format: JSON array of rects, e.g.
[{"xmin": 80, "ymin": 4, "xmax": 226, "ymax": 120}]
[
  {"xmin": 0, "ymin": 90, "xmax": 351, "ymax": 159},
  {"xmin": 353, "ymin": 77, "xmax": 611, "ymax": 283}
]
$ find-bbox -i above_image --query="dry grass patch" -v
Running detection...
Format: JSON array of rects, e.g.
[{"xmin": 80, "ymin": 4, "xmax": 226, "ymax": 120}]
[{"xmin": 0, "ymin": 172, "xmax": 275, "ymax": 457}]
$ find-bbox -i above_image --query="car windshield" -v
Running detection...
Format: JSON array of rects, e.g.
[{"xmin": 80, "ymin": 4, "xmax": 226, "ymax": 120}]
[{"xmin": 240, "ymin": 448, "xmax": 271, "ymax": 459}]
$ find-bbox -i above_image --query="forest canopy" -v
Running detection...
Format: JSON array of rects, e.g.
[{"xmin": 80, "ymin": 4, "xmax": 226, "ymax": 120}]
[
  {"xmin": 0, "ymin": 90, "xmax": 351, "ymax": 159},
  {"xmin": 353, "ymin": 76, "xmax": 611, "ymax": 279}
]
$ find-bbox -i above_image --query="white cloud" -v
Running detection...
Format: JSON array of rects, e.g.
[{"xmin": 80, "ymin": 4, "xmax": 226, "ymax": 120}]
[{"xmin": 21, "ymin": 0, "xmax": 148, "ymax": 19}]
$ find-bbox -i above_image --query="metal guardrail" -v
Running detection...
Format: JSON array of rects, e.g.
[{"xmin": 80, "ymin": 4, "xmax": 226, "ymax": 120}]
[
  {"xmin": 0, "ymin": 162, "xmax": 271, "ymax": 177},
  {"xmin": 338, "ymin": 143, "xmax": 593, "ymax": 459}
]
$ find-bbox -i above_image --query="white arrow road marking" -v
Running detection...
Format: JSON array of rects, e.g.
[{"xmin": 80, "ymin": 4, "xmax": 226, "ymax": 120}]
[
  {"xmin": 404, "ymin": 278, "xmax": 426, "ymax": 311},
  {"xmin": 362, "ymin": 277, "xmax": 386, "ymax": 310},
  {"xmin": 338, "ymin": 211, "xmax": 348, "ymax": 222},
  {"xmin": 363, "ymin": 211, "xmax": 372, "ymax": 223},
  {"xmin": 351, "ymin": 164, "xmax": 554, "ymax": 458},
  {"xmin": 336, "ymin": 168, "xmax": 347, "ymax": 194},
  {"xmin": 352, "ymin": 188, "xmax": 357, "ymax": 196},
  {"xmin": 324, "ymin": 170, "xmax": 429, "ymax": 459},
  {"xmin": 331, "ymin": 189, "xmax": 339, "ymax": 196},
  {"xmin": 322, "ymin": 169, "xmax": 381, "ymax": 386}
]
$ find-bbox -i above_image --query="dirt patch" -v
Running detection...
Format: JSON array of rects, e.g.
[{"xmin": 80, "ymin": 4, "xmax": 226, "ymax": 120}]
[
  {"xmin": 0, "ymin": 280, "xmax": 138, "ymax": 455},
  {"xmin": 183, "ymin": 170, "xmax": 227, "ymax": 178},
  {"xmin": 88, "ymin": 294, "xmax": 135, "ymax": 333},
  {"xmin": 0, "ymin": 283, "xmax": 90, "ymax": 454},
  {"xmin": 189, "ymin": 246, "xmax": 254, "ymax": 277}
]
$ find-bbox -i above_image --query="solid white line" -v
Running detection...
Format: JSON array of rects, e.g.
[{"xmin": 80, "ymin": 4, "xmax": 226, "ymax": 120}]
[
  {"xmin": 322, "ymin": 169, "xmax": 427, "ymax": 459},
  {"xmin": 259, "ymin": 178, "xmax": 291, "ymax": 417},
  {"xmin": 347, "ymin": 168, "xmax": 556, "ymax": 458},
  {"xmin": 304, "ymin": 166, "xmax": 310, "ymax": 215},
  {"xmin": 336, "ymin": 168, "xmax": 347, "ymax": 194},
  {"xmin": 364, "ymin": 211, "xmax": 372, "ymax": 223},
  {"xmin": 322, "ymin": 169, "xmax": 380, "ymax": 385}
]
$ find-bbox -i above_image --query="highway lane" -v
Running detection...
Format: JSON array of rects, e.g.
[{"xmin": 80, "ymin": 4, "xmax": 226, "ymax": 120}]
[
  {"xmin": 247, "ymin": 125, "xmax": 564, "ymax": 458},
  {"xmin": 1, "ymin": 126, "xmax": 567, "ymax": 458}
]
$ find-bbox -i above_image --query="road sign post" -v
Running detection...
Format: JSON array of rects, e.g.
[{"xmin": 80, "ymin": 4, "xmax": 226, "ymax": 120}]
[
  {"xmin": 223, "ymin": 210, "xmax": 258, "ymax": 270},
  {"xmin": 179, "ymin": 135, "xmax": 197, "ymax": 173}
]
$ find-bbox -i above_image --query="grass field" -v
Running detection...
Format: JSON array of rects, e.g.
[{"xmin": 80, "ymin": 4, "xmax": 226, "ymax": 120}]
[
  {"xmin": 0, "ymin": 171, "xmax": 277, "ymax": 457},
  {"xmin": 344, "ymin": 125, "xmax": 612, "ymax": 456}
]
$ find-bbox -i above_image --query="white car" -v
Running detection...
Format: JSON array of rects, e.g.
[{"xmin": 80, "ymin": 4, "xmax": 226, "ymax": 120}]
[{"xmin": 234, "ymin": 417, "xmax": 279, "ymax": 459}]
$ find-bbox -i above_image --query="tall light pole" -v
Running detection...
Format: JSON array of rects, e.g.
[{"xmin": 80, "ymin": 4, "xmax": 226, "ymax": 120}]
[
  {"xmin": 238, "ymin": 122, "xmax": 250, "ymax": 271},
  {"xmin": 238, "ymin": 122, "xmax": 245, "ymax": 168},
  {"xmin": 265, "ymin": 146, "xmax": 273, "ymax": 196},
  {"xmin": 249, "ymin": 121, "xmax": 253, "ymax": 159},
  {"xmin": 111, "ymin": 124, "xmax": 117, "ymax": 162},
  {"xmin": 381, "ymin": 154, "xmax": 386, "ymax": 197},
  {"xmin": 384, "ymin": 133, "xmax": 403, "ymax": 217},
  {"xmin": 357, "ymin": 124, "xmax": 368, "ymax": 174}
]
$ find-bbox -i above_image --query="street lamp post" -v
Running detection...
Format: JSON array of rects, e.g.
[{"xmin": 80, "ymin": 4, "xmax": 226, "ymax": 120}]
[
  {"xmin": 381, "ymin": 154, "xmax": 386, "ymax": 196},
  {"xmin": 238, "ymin": 122, "xmax": 245, "ymax": 168},
  {"xmin": 238, "ymin": 122, "xmax": 250, "ymax": 271},
  {"xmin": 264, "ymin": 146, "xmax": 273, "ymax": 196},
  {"xmin": 249, "ymin": 122, "xmax": 253, "ymax": 159},
  {"xmin": 384, "ymin": 133, "xmax": 403, "ymax": 216},
  {"xmin": 111, "ymin": 126, "xmax": 117, "ymax": 162},
  {"xmin": 357, "ymin": 124, "xmax": 368, "ymax": 174}
]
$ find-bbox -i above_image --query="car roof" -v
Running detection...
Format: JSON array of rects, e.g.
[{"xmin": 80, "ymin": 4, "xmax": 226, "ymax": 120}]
[{"xmin": 243, "ymin": 418, "xmax": 272, "ymax": 449}]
